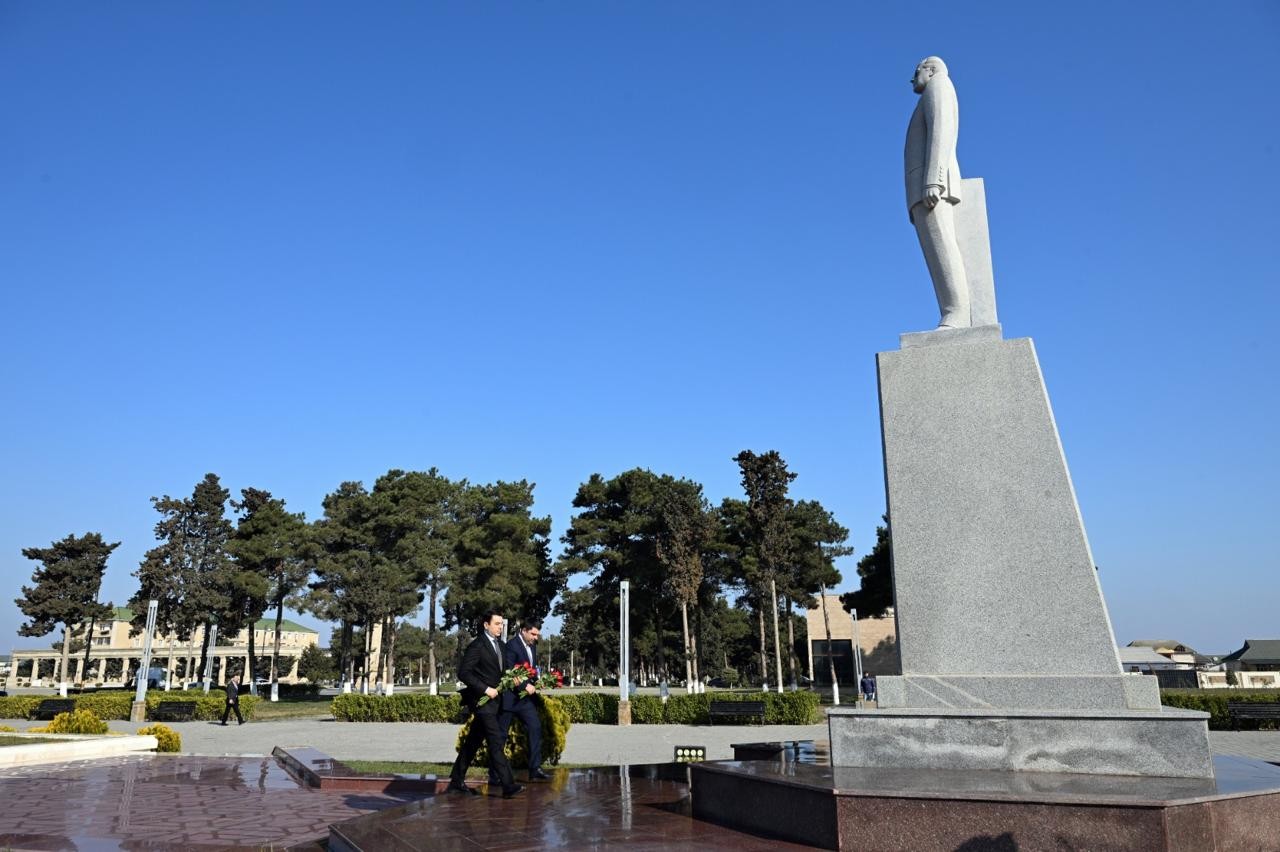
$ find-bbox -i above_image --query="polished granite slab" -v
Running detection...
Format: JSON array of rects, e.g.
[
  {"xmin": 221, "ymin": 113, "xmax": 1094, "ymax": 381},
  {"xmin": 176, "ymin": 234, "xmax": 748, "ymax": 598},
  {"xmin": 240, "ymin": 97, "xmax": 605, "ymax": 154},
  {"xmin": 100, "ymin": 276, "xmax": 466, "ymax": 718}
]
[
  {"xmin": 274, "ymin": 745, "xmax": 445, "ymax": 794},
  {"xmin": 690, "ymin": 755, "xmax": 1280, "ymax": 851},
  {"xmin": 0, "ymin": 753, "xmax": 420, "ymax": 851},
  {"xmin": 696, "ymin": 753, "xmax": 1280, "ymax": 806},
  {"xmin": 329, "ymin": 764, "xmax": 815, "ymax": 851}
]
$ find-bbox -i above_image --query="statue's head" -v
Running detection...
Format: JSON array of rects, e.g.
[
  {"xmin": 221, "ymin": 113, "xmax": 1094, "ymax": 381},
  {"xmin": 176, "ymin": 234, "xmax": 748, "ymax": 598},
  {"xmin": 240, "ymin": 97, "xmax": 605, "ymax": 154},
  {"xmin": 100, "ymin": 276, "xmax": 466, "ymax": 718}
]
[{"xmin": 912, "ymin": 56, "xmax": 948, "ymax": 94}]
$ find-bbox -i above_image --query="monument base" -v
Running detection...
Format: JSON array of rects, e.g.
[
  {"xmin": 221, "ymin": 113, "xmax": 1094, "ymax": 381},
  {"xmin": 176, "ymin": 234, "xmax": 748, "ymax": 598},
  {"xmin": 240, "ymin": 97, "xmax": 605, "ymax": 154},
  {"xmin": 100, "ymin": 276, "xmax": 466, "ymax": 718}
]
[
  {"xmin": 829, "ymin": 706, "xmax": 1214, "ymax": 779},
  {"xmin": 875, "ymin": 672, "xmax": 1161, "ymax": 710},
  {"xmin": 690, "ymin": 756, "xmax": 1280, "ymax": 851}
]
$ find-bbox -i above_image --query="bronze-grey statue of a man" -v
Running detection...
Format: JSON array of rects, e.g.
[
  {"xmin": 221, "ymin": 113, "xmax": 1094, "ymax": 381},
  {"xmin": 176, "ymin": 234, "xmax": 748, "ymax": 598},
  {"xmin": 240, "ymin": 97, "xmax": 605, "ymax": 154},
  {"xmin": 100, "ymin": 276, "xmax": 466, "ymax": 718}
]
[{"xmin": 905, "ymin": 56, "xmax": 968, "ymax": 329}]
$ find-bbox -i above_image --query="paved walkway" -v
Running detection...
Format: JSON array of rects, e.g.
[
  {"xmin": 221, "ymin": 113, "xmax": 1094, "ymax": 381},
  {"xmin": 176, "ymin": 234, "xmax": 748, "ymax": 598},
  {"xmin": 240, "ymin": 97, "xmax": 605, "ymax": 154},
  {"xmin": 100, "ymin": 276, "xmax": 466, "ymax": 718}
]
[
  {"xmin": 0, "ymin": 754, "xmax": 411, "ymax": 850},
  {"xmin": 4, "ymin": 716, "xmax": 1278, "ymax": 765},
  {"xmin": 1, "ymin": 717, "xmax": 828, "ymax": 763}
]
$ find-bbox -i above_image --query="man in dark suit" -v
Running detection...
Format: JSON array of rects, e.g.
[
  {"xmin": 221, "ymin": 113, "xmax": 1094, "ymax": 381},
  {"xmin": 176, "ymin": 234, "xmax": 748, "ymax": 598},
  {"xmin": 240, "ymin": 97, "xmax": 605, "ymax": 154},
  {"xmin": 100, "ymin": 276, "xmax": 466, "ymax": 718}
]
[
  {"xmin": 447, "ymin": 610, "xmax": 523, "ymax": 799},
  {"xmin": 220, "ymin": 675, "xmax": 244, "ymax": 725},
  {"xmin": 494, "ymin": 620, "xmax": 550, "ymax": 782}
]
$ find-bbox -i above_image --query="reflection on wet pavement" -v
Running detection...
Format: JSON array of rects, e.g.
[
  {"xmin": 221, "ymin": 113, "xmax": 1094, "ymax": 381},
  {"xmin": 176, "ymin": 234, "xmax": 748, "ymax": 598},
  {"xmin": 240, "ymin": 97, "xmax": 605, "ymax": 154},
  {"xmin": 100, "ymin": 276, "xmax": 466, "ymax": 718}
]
[
  {"xmin": 329, "ymin": 765, "xmax": 816, "ymax": 851},
  {"xmin": 0, "ymin": 754, "xmax": 417, "ymax": 850}
]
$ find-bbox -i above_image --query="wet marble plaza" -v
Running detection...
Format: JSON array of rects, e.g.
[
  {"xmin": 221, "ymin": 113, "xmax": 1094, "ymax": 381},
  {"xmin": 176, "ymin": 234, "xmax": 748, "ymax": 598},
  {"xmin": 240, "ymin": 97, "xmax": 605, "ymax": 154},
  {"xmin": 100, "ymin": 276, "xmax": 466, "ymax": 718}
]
[{"xmin": 0, "ymin": 755, "xmax": 811, "ymax": 850}]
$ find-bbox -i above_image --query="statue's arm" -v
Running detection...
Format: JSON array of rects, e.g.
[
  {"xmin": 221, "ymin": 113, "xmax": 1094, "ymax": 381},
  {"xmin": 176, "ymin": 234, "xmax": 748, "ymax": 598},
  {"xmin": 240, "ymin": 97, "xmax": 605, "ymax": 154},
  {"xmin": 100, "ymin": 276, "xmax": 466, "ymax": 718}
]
[{"xmin": 922, "ymin": 79, "xmax": 958, "ymax": 196}]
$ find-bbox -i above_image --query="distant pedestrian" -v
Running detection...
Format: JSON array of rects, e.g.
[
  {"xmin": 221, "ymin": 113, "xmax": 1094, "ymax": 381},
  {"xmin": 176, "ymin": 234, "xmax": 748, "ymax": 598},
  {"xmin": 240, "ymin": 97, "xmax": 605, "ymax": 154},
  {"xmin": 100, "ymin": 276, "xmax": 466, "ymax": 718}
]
[
  {"xmin": 221, "ymin": 676, "xmax": 244, "ymax": 725},
  {"xmin": 860, "ymin": 674, "xmax": 876, "ymax": 702}
]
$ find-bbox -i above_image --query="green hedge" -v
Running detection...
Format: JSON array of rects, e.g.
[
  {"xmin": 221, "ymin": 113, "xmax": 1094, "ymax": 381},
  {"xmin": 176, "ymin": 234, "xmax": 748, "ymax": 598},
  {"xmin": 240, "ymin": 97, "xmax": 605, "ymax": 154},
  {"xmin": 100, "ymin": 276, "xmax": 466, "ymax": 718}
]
[
  {"xmin": 0, "ymin": 697, "xmax": 41, "ymax": 719},
  {"xmin": 326, "ymin": 690, "xmax": 824, "ymax": 725},
  {"xmin": 554, "ymin": 692, "xmax": 620, "ymax": 724},
  {"xmin": 0, "ymin": 691, "xmax": 254, "ymax": 722},
  {"xmin": 661, "ymin": 691, "xmax": 822, "ymax": 725},
  {"xmin": 1161, "ymin": 689, "xmax": 1280, "ymax": 730},
  {"xmin": 331, "ymin": 693, "xmax": 462, "ymax": 722}
]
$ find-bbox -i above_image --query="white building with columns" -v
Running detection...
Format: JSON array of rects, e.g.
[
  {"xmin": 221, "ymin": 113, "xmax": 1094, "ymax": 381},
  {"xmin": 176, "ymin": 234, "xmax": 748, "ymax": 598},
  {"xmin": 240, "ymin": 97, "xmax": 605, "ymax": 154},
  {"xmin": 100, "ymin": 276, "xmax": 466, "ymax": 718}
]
[{"xmin": 6, "ymin": 607, "xmax": 319, "ymax": 689}]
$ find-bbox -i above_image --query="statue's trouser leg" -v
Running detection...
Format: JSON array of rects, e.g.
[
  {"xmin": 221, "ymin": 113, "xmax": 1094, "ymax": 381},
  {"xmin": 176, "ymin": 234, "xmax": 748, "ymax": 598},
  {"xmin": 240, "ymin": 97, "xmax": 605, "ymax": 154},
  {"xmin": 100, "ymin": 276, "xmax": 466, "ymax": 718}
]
[{"xmin": 912, "ymin": 200, "xmax": 970, "ymax": 327}]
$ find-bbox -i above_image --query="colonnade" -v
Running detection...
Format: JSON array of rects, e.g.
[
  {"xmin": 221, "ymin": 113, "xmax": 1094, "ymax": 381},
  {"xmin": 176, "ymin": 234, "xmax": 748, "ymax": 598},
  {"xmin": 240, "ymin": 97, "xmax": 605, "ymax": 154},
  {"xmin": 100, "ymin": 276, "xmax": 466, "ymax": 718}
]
[{"xmin": 4, "ymin": 648, "xmax": 302, "ymax": 690}]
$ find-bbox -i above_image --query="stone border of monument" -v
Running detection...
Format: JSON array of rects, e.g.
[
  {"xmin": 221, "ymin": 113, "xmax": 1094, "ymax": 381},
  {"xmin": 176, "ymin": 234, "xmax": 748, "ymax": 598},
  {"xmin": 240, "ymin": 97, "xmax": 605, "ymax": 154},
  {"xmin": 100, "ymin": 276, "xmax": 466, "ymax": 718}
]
[{"xmin": 0, "ymin": 732, "xmax": 160, "ymax": 768}]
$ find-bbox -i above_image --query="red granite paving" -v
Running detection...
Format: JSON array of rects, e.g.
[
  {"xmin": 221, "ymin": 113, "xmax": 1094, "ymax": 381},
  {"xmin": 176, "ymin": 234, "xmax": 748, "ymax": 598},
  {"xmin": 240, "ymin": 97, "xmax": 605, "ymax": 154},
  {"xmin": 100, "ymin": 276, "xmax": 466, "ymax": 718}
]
[
  {"xmin": 329, "ymin": 766, "xmax": 819, "ymax": 850},
  {"xmin": 0, "ymin": 754, "xmax": 422, "ymax": 851}
]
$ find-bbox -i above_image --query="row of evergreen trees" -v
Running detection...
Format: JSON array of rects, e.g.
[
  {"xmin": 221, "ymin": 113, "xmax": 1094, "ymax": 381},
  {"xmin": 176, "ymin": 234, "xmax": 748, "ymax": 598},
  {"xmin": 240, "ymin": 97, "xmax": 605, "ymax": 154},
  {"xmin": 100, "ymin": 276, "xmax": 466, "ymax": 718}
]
[{"xmin": 16, "ymin": 450, "xmax": 894, "ymax": 690}]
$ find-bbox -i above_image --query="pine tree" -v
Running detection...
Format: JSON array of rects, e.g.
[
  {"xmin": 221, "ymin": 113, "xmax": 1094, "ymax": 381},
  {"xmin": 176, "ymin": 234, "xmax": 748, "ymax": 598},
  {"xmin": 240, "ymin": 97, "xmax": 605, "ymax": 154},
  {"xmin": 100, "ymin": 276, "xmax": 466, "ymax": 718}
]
[{"xmin": 18, "ymin": 533, "xmax": 118, "ymax": 689}]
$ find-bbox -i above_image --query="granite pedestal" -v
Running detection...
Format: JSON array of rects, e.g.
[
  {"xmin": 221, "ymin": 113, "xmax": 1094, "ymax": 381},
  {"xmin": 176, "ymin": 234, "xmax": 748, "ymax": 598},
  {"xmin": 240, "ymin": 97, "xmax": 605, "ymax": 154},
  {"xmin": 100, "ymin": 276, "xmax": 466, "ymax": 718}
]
[
  {"xmin": 690, "ymin": 756, "xmax": 1280, "ymax": 851},
  {"xmin": 826, "ymin": 328, "xmax": 1213, "ymax": 779}
]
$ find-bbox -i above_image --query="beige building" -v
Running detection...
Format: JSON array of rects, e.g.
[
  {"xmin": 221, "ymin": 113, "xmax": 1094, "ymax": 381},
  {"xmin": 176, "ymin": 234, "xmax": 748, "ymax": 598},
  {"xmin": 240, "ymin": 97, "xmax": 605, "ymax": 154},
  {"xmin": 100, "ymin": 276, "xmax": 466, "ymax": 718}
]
[
  {"xmin": 805, "ymin": 594, "xmax": 899, "ymax": 684},
  {"xmin": 7, "ymin": 607, "xmax": 319, "ymax": 689}
]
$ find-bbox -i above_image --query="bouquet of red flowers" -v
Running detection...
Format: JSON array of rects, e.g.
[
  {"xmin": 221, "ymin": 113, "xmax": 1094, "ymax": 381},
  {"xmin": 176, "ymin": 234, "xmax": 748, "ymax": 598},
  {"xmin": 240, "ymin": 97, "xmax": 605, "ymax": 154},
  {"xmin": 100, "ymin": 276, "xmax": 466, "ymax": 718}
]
[
  {"xmin": 518, "ymin": 665, "xmax": 565, "ymax": 699},
  {"xmin": 476, "ymin": 662, "xmax": 535, "ymax": 706}
]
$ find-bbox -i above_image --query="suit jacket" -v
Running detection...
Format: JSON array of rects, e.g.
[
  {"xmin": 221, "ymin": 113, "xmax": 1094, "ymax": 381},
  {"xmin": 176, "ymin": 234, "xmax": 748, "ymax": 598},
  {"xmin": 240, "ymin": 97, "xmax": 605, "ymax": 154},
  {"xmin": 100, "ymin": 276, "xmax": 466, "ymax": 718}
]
[
  {"xmin": 500, "ymin": 635, "xmax": 538, "ymax": 711},
  {"xmin": 225, "ymin": 682, "xmax": 240, "ymax": 705},
  {"xmin": 904, "ymin": 72, "xmax": 962, "ymax": 222},
  {"xmin": 458, "ymin": 633, "xmax": 508, "ymax": 711}
]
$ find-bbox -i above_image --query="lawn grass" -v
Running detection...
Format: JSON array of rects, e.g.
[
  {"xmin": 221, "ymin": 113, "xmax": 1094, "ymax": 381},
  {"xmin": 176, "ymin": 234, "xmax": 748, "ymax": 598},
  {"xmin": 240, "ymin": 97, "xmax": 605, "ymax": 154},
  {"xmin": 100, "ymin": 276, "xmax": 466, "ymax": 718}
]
[
  {"xmin": 344, "ymin": 759, "xmax": 597, "ymax": 777},
  {"xmin": 0, "ymin": 735, "xmax": 61, "ymax": 746}
]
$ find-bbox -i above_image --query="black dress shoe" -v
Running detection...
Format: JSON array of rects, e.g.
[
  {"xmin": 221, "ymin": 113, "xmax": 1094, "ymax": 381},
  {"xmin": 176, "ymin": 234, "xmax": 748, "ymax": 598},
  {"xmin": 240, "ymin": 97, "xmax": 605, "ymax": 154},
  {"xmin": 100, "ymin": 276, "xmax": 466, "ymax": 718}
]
[
  {"xmin": 447, "ymin": 783, "xmax": 480, "ymax": 796},
  {"xmin": 528, "ymin": 769, "xmax": 551, "ymax": 781},
  {"xmin": 502, "ymin": 784, "xmax": 525, "ymax": 799}
]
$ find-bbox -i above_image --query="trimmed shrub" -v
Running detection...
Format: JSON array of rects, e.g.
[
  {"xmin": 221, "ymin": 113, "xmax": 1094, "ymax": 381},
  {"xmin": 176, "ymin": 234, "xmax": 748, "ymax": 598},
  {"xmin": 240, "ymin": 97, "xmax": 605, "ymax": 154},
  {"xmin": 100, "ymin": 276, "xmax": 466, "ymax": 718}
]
[
  {"xmin": 763, "ymin": 690, "xmax": 822, "ymax": 725},
  {"xmin": 137, "ymin": 723, "xmax": 182, "ymax": 752},
  {"xmin": 662, "ymin": 692, "xmax": 709, "ymax": 724},
  {"xmin": 630, "ymin": 695, "xmax": 665, "ymax": 724},
  {"xmin": 275, "ymin": 683, "xmax": 323, "ymax": 698},
  {"xmin": 458, "ymin": 695, "xmax": 571, "ymax": 769},
  {"xmin": 0, "ymin": 724, "xmax": 17, "ymax": 732},
  {"xmin": 1161, "ymin": 689, "xmax": 1280, "ymax": 730},
  {"xmin": 72, "ymin": 692, "xmax": 134, "ymax": 720},
  {"xmin": 0, "ymin": 696, "xmax": 41, "ymax": 720},
  {"xmin": 145, "ymin": 690, "xmax": 258, "ymax": 722},
  {"xmin": 661, "ymin": 690, "xmax": 822, "ymax": 725},
  {"xmin": 331, "ymin": 693, "xmax": 462, "ymax": 722},
  {"xmin": 39, "ymin": 709, "xmax": 109, "ymax": 735},
  {"xmin": 555, "ymin": 692, "xmax": 620, "ymax": 724}
]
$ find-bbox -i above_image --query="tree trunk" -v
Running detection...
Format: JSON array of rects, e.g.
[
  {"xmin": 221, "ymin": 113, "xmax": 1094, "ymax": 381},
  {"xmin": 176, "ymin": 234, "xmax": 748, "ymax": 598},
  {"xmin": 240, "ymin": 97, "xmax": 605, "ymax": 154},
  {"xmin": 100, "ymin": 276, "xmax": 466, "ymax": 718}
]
[
  {"xmin": 786, "ymin": 596, "xmax": 798, "ymax": 690},
  {"xmin": 769, "ymin": 576, "xmax": 784, "ymax": 694},
  {"xmin": 820, "ymin": 589, "xmax": 840, "ymax": 705},
  {"xmin": 361, "ymin": 619, "xmax": 373, "ymax": 694},
  {"xmin": 371, "ymin": 618, "xmax": 385, "ymax": 692},
  {"xmin": 270, "ymin": 596, "xmax": 285, "ymax": 685},
  {"xmin": 247, "ymin": 613, "xmax": 258, "ymax": 695},
  {"xmin": 427, "ymin": 581, "xmax": 439, "ymax": 695},
  {"xmin": 385, "ymin": 615, "xmax": 398, "ymax": 695},
  {"xmin": 197, "ymin": 620, "xmax": 212, "ymax": 685},
  {"xmin": 757, "ymin": 605, "xmax": 768, "ymax": 686},
  {"xmin": 680, "ymin": 601, "xmax": 693, "ymax": 694},
  {"xmin": 690, "ymin": 624, "xmax": 701, "ymax": 693},
  {"xmin": 652, "ymin": 604, "xmax": 666, "ymax": 684},
  {"xmin": 58, "ymin": 625, "xmax": 71, "ymax": 691},
  {"xmin": 82, "ymin": 614, "xmax": 96, "ymax": 680}
]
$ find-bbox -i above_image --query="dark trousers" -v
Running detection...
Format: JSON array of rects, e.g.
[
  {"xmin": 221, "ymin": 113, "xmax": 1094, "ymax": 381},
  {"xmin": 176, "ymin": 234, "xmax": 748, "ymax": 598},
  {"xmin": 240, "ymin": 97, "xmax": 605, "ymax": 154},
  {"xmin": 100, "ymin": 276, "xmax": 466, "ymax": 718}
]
[
  {"xmin": 221, "ymin": 700, "xmax": 243, "ymax": 724},
  {"xmin": 451, "ymin": 702, "xmax": 515, "ymax": 792},
  {"xmin": 494, "ymin": 697, "xmax": 542, "ymax": 778}
]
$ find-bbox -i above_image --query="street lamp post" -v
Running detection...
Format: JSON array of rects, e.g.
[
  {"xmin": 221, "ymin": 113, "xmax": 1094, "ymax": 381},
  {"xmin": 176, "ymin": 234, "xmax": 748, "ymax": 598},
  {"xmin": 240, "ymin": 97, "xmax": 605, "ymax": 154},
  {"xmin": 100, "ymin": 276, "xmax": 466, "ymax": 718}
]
[
  {"xmin": 130, "ymin": 600, "xmax": 158, "ymax": 722},
  {"xmin": 618, "ymin": 580, "xmax": 631, "ymax": 725}
]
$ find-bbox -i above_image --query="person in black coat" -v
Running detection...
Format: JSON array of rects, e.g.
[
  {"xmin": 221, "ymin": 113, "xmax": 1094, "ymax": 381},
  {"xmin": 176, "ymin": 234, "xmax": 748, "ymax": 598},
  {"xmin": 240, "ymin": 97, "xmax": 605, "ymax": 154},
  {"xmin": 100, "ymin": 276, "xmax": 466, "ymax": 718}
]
[
  {"xmin": 221, "ymin": 675, "xmax": 244, "ymax": 725},
  {"xmin": 492, "ymin": 620, "xmax": 549, "ymax": 782},
  {"xmin": 447, "ymin": 610, "xmax": 523, "ymax": 799}
]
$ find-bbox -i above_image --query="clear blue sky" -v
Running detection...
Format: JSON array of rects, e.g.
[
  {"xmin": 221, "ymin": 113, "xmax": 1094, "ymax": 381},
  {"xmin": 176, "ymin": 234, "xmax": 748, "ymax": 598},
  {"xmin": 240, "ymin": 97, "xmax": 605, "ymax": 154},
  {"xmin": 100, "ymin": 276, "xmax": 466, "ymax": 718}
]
[{"xmin": 3, "ymin": 3, "xmax": 1277, "ymax": 657}]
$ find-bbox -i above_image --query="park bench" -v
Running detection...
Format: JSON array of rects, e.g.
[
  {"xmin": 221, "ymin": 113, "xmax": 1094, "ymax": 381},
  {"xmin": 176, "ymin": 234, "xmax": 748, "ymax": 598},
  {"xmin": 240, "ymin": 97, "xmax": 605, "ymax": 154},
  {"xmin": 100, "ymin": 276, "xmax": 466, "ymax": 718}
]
[
  {"xmin": 150, "ymin": 701, "xmax": 199, "ymax": 722},
  {"xmin": 31, "ymin": 699, "xmax": 76, "ymax": 720},
  {"xmin": 708, "ymin": 700, "xmax": 766, "ymax": 726},
  {"xmin": 1226, "ymin": 702, "xmax": 1280, "ymax": 731}
]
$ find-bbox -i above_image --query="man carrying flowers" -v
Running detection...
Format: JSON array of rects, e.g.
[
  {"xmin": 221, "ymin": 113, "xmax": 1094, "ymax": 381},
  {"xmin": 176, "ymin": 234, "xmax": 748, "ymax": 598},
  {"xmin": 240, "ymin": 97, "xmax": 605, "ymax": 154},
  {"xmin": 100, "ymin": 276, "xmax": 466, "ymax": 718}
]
[
  {"xmin": 494, "ymin": 620, "xmax": 552, "ymax": 782},
  {"xmin": 447, "ymin": 610, "xmax": 524, "ymax": 799}
]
